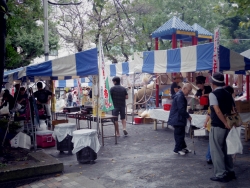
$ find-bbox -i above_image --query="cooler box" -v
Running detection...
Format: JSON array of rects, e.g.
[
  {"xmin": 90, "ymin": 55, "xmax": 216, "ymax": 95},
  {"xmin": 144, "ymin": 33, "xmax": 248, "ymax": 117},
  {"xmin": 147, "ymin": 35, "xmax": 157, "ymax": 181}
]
[{"xmin": 36, "ymin": 130, "xmax": 55, "ymax": 148}]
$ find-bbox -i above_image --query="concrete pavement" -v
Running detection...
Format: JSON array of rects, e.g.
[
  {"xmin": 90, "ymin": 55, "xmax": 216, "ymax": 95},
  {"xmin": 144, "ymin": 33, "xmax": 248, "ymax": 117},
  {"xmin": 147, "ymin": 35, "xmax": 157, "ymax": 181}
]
[{"xmin": 12, "ymin": 116, "xmax": 250, "ymax": 187}]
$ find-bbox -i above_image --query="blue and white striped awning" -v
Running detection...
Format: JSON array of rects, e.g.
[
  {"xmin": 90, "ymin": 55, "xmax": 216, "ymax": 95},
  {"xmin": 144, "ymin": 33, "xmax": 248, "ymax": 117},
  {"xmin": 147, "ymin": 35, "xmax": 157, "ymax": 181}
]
[
  {"xmin": 4, "ymin": 48, "xmax": 98, "ymax": 83},
  {"xmin": 55, "ymin": 78, "xmax": 92, "ymax": 88},
  {"xmin": 109, "ymin": 43, "xmax": 250, "ymax": 76}
]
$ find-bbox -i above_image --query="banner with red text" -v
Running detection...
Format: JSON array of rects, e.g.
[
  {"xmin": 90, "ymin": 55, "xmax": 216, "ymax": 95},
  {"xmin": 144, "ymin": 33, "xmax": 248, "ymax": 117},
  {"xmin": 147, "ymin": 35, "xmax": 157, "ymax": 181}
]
[
  {"xmin": 213, "ymin": 28, "xmax": 220, "ymax": 73},
  {"xmin": 99, "ymin": 36, "xmax": 114, "ymax": 112}
]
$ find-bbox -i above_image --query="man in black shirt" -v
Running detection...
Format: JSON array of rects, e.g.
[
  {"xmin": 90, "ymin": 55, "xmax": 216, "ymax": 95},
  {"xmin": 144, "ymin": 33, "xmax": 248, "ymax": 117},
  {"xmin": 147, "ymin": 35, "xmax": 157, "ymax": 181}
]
[
  {"xmin": 171, "ymin": 75, "xmax": 181, "ymax": 98},
  {"xmin": 110, "ymin": 77, "xmax": 128, "ymax": 136},
  {"xmin": 34, "ymin": 82, "xmax": 54, "ymax": 126}
]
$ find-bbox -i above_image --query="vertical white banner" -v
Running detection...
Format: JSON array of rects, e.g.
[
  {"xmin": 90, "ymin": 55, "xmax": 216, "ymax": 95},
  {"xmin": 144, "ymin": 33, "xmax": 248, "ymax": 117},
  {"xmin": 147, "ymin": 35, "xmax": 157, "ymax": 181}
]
[
  {"xmin": 213, "ymin": 28, "xmax": 220, "ymax": 73},
  {"xmin": 98, "ymin": 36, "xmax": 114, "ymax": 112}
]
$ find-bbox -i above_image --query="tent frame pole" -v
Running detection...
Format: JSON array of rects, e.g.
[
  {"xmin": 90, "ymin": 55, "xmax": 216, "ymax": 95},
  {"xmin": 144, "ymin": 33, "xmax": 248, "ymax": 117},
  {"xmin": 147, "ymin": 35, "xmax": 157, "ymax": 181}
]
[{"xmin": 131, "ymin": 73, "xmax": 135, "ymax": 124}]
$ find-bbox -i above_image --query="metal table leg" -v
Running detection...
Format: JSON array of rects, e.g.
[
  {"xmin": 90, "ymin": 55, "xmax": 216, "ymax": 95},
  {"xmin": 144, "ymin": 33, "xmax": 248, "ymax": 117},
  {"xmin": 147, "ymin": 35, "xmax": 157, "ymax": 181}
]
[
  {"xmin": 101, "ymin": 123, "xmax": 104, "ymax": 146},
  {"xmin": 154, "ymin": 119, "xmax": 158, "ymax": 130}
]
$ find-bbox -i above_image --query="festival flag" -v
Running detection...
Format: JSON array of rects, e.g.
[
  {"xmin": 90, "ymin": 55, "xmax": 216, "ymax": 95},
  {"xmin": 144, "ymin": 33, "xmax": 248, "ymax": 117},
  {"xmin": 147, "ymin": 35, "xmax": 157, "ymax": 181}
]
[
  {"xmin": 77, "ymin": 78, "xmax": 82, "ymax": 105},
  {"xmin": 213, "ymin": 27, "xmax": 220, "ymax": 74},
  {"xmin": 98, "ymin": 36, "xmax": 114, "ymax": 112}
]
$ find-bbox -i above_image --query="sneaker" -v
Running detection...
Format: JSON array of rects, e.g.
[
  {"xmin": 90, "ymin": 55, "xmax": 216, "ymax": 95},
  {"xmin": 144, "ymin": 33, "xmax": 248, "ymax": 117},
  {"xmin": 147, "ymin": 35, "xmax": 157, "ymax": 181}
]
[
  {"xmin": 182, "ymin": 148, "xmax": 192, "ymax": 153},
  {"xmin": 174, "ymin": 151, "xmax": 186, "ymax": 155},
  {"xmin": 123, "ymin": 130, "xmax": 128, "ymax": 136}
]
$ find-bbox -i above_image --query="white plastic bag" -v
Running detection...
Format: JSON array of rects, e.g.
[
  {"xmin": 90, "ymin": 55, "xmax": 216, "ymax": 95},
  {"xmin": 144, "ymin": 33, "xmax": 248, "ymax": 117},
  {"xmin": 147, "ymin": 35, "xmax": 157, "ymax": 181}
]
[
  {"xmin": 10, "ymin": 132, "xmax": 31, "ymax": 150},
  {"xmin": 0, "ymin": 103, "xmax": 9, "ymax": 114},
  {"xmin": 185, "ymin": 120, "xmax": 190, "ymax": 133},
  {"xmin": 226, "ymin": 127, "xmax": 243, "ymax": 155}
]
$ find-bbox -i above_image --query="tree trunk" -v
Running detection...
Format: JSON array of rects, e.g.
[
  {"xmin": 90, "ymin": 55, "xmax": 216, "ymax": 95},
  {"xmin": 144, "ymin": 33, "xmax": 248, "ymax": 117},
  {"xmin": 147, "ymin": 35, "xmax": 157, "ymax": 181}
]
[{"xmin": 0, "ymin": 0, "xmax": 7, "ymax": 91}]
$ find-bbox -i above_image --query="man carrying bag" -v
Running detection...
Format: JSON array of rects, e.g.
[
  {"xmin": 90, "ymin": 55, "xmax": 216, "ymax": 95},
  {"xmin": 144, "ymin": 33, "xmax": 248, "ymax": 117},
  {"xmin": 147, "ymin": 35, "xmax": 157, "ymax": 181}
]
[{"xmin": 209, "ymin": 73, "xmax": 236, "ymax": 183}]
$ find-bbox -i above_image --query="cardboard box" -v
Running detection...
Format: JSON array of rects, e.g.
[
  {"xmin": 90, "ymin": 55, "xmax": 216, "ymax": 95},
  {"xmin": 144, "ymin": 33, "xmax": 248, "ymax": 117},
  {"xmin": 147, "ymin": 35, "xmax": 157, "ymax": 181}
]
[
  {"xmin": 194, "ymin": 128, "xmax": 209, "ymax": 136},
  {"xmin": 143, "ymin": 117, "xmax": 153, "ymax": 124},
  {"xmin": 235, "ymin": 101, "xmax": 250, "ymax": 113}
]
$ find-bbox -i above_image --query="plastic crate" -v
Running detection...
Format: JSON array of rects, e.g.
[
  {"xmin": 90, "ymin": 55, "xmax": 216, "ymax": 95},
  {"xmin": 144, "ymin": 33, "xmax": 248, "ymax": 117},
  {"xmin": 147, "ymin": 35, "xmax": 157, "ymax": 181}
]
[
  {"xmin": 76, "ymin": 146, "xmax": 97, "ymax": 163},
  {"xmin": 56, "ymin": 134, "xmax": 73, "ymax": 153}
]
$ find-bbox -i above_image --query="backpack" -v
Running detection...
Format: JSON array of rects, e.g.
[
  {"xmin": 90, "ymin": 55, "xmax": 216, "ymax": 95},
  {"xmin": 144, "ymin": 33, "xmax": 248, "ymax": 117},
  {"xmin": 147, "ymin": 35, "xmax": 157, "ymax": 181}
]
[
  {"xmin": 36, "ymin": 90, "xmax": 49, "ymax": 104},
  {"xmin": 68, "ymin": 92, "xmax": 73, "ymax": 102}
]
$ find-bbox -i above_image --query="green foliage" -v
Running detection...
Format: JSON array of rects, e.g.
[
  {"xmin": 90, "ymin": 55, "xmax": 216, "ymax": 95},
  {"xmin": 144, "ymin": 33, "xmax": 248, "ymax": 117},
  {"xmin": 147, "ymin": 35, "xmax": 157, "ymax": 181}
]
[
  {"xmin": 5, "ymin": 0, "xmax": 59, "ymax": 69},
  {"xmin": 220, "ymin": 15, "xmax": 250, "ymax": 53},
  {"xmin": 0, "ymin": 119, "xmax": 22, "ymax": 133},
  {"xmin": 230, "ymin": 0, "xmax": 250, "ymax": 28}
]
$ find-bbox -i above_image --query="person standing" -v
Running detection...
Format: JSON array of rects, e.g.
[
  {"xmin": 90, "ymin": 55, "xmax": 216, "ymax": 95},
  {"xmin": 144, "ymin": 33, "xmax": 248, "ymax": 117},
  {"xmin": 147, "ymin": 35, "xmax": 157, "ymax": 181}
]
[
  {"xmin": 72, "ymin": 91, "xmax": 78, "ymax": 107},
  {"xmin": 82, "ymin": 87, "xmax": 88, "ymax": 104},
  {"xmin": 110, "ymin": 76, "xmax": 128, "ymax": 136},
  {"xmin": 34, "ymin": 82, "xmax": 54, "ymax": 127},
  {"xmin": 209, "ymin": 73, "xmax": 235, "ymax": 182},
  {"xmin": 67, "ymin": 90, "xmax": 73, "ymax": 107},
  {"xmin": 195, "ymin": 76, "xmax": 212, "ymax": 110},
  {"xmin": 88, "ymin": 87, "xmax": 92, "ymax": 101},
  {"xmin": 168, "ymin": 83, "xmax": 192, "ymax": 155},
  {"xmin": 0, "ymin": 89, "xmax": 14, "ymax": 112},
  {"xmin": 170, "ymin": 75, "xmax": 181, "ymax": 99},
  {"xmin": 16, "ymin": 87, "xmax": 28, "ymax": 106}
]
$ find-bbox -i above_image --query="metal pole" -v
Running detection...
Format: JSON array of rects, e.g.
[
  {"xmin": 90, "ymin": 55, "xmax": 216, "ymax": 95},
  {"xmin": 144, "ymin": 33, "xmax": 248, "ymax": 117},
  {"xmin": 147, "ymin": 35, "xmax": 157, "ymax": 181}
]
[
  {"xmin": 131, "ymin": 73, "xmax": 135, "ymax": 124},
  {"xmin": 43, "ymin": 0, "xmax": 49, "ymax": 61}
]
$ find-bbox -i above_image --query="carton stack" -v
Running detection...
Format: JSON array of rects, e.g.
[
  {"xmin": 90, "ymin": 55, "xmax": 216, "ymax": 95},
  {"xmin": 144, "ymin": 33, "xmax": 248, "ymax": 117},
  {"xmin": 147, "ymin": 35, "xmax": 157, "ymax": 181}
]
[{"xmin": 235, "ymin": 101, "xmax": 250, "ymax": 113}]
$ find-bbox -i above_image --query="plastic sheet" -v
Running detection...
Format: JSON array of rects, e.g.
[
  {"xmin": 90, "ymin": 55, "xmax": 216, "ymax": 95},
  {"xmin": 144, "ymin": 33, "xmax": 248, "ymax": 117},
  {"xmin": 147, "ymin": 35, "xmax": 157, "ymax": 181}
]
[
  {"xmin": 72, "ymin": 129, "xmax": 100, "ymax": 154},
  {"xmin": 52, "ymin": 123, "xmax": 76, "ymax": 142}
]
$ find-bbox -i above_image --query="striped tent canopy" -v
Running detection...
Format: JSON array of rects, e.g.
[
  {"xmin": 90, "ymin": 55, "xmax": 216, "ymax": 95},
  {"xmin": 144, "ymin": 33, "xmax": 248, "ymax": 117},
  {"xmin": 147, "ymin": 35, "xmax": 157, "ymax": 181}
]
[
  {"xmin": 55, "ymin": 77, "xmax": 92, "ymax": 88},
  {"xmin": 109, "ymin": 43, "xmax": 250, "ymax": 76},
  {"xmin": 4, "ymin": 48, "xmax": 98, "ymax": 83}
]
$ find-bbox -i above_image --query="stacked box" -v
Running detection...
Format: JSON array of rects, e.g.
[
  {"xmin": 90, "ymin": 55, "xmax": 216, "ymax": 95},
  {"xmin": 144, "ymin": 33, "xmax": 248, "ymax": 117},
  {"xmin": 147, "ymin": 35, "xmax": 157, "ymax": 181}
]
[
  {"xmin": 143, "ymin": 117, "xmax": 153, "ymax": 124},
  {"xmin": 235, "ymin": 101, "xmax": 250, "ymax": 113}
]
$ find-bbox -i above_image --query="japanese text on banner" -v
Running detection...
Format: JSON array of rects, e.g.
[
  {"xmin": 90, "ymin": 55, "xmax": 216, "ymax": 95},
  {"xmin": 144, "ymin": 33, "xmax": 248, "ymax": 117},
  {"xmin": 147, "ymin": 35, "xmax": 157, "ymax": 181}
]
[
  {"xmin": 99, "ymin": 36, "xmax": 114, "ymax": 112},
  {"xmin": 213, "ymin": 28, "xmax": 220, "ymax": 73}
]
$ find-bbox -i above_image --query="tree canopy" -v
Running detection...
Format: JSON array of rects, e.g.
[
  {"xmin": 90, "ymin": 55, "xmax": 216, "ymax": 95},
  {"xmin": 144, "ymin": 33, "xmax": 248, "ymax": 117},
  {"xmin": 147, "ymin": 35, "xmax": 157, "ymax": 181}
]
[{"xmin": 5, "ymin": 0, "xmax": 59, "ymax": 69}]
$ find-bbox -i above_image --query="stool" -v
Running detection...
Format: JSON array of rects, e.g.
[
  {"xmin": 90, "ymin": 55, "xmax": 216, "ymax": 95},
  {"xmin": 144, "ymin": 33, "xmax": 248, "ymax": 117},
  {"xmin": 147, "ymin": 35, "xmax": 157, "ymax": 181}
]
[
  {"xmin": 72, "ymin": 129, "xmax": 100, "ymax": 163},
  {"xmin": 53, "ymin": 123, "xmax": 76, "ymax": 154}
]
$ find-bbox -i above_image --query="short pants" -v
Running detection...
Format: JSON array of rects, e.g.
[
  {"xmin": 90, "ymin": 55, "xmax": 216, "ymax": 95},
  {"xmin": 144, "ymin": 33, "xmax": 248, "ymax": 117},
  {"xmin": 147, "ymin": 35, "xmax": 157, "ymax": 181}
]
[{"xmin": 112, "ymin": 107, "xmax": 125, "ymax": 121}]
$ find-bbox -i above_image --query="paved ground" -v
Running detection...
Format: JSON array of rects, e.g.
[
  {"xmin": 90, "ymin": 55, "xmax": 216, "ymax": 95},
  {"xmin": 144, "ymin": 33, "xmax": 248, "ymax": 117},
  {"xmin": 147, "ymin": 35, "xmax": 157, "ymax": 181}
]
[{"xmin": 14, "ymin": 116, "xmax": 250, "ymax": 188}]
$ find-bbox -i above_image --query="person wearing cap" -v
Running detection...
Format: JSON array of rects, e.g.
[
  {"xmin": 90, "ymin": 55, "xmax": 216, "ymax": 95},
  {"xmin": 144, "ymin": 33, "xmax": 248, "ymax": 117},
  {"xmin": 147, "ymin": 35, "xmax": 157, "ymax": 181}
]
[
  {"xmin": 168, "ymin": 83, "xmax": 193, "ymax": 155},
  {"xmin": 110, "ymin": 76, "xmax": 128, "ymax": 136},
  {"xmin": 170, "ymin": 75, "xmax": 181, "ymax": 99},
  {"xmin": 195, "ymin": 75, "xmax": 212, "ymax": 110},
  {"xmin": 209, "ymin": 72, "xmax": 236, "ymax": 182}
]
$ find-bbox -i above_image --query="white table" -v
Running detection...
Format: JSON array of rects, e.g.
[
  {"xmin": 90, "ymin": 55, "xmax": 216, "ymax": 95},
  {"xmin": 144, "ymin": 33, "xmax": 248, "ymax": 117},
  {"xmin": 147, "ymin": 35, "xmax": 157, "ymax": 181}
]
[
  {"xmin": 149, "ymin": 109, "xmax": 250, "ymax": 131},
  {"xmin": 149, "ymin": 109, "xmax": 207, "ymax": 130}
]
